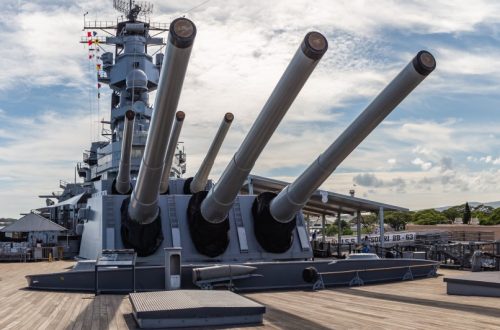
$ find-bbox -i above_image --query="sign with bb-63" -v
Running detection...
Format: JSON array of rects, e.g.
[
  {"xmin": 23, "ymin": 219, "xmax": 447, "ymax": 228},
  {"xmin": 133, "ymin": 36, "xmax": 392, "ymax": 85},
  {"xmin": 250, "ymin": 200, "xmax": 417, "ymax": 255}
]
[{"xmin": 328, "ymin": 232, "xmax": 416, "ymax": 244}]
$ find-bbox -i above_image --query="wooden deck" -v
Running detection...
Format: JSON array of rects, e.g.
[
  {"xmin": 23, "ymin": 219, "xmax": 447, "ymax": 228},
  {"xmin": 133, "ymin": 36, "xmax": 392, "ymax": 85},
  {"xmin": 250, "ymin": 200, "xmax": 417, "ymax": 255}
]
[{"xmin": 1, "ymin": 261, "xmax": 499, "ymax": 329}]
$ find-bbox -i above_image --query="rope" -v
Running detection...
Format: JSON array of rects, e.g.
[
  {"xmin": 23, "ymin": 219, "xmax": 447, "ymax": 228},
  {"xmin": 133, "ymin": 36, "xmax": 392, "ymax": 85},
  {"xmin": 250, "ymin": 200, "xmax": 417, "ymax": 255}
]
[
  {"xmin": 87, "ymin": 54, "xmax": 94, "ymax": 142},
  {"xmin": 169, "ymin": 0, "xmax": 212, "ymax": 20}
]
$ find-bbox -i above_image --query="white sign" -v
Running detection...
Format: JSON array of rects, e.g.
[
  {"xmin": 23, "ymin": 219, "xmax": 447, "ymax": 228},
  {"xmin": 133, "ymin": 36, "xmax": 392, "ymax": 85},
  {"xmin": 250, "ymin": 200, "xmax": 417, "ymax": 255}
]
[{"xmin": 328, "ymin": 232, "xmax": 416, "ymax": 244}]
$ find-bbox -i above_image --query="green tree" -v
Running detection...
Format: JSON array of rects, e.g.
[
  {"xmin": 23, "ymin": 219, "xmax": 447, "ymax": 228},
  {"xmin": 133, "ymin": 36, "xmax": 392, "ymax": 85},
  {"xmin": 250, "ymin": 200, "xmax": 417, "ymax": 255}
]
[
  {"xmin": 342, "ymin": 226, "xmax": 353, "ymax": 235},
  {"xmin": 442, "ymin": 206, "xmax": 463, "ymax": 222},
  {"xmin": 473, "ymin": 205, "xmax": 493, "ymax": 222},
  {"xmin": 384, "ymin": 211, "xmax": 413, "ymax": 231},
  {"xmin": 413, "ymin": 209, "xmax": 448, "ymax": 225},
  {"xmin": 479, "ymin": 218, "xmax": 495, "ymax": 225},
  {"xmin": 481, "ymin": 208, "xmax": 500, "ymax": 225},
  {"xmin": 362, "ymin": 213, "xmax": 378, "ymax": 225},
  {"xmin": 325, "ymin": 220, "xmax": 353, "ymax": 236},
  {"xmin": 360, "ymin": 213, "xmax": 378, "ymax": 234},
  {"xmin": 463, "ymin": 202, "xmax": 471, "ymax": 224}
]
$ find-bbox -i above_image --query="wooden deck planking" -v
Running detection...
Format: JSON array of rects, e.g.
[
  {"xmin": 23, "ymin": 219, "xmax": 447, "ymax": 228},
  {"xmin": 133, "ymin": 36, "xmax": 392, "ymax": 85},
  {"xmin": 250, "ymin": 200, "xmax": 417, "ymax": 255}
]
[
  {"xmin": 246, "ymin": 282, "xmax": 500, "ymax": 329},
  {"xmin": 0, "ymin": 261, "xmax": 499, "ymax": 329}
]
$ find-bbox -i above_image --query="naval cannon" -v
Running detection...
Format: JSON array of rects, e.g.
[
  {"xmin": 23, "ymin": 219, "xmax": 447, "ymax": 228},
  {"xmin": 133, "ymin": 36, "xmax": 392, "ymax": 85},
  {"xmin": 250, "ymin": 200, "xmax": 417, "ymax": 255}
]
[
  {"xmin": 159, "ymin": 111, "xmax": 185, "ymax": 194},
  {"xmin": 185, "ymin": 112, "xmax": 234, "ymax": 194},
  {"xmin": 113, "ymin": 110, "xmax": 135, "ymax": 195},
  {"xmin": 113, "ymin": 65, "xmax": 151, "ymax": 195},
  {"xmin": 254, "ymin": 50, "xmax": 436, "ymax": 253},
  {"xmin": 187, "ymin": 31, "xmax": 328, "ymax": 257},
  {"xmin": 121, "ymin": 17, "xmax": 196, "ymax": 256}
]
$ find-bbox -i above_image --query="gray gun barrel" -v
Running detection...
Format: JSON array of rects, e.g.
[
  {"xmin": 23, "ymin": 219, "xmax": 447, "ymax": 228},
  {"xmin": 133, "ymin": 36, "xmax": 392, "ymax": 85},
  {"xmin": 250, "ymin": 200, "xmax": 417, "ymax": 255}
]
[
  {"xmin": 270, "ymin": 50, "xmax": 436, "ymax": 223},
  {"xmin": 128, "ymin": 18, "xmax": 196, "ymax": 224},
  {"xmin": 114, "ymin": 110, "xmax": 135, "ymax": 194},
  {"xmin": 189, "ymin": 112, "xmax": 234, "ymax": 193},
  {"xmin": 159, "ymin": 111, "xmax": 185, "ymax": 194},
  {"xmin": 200, "ymin": 32, "xmax": 328, "ymax": 223}
]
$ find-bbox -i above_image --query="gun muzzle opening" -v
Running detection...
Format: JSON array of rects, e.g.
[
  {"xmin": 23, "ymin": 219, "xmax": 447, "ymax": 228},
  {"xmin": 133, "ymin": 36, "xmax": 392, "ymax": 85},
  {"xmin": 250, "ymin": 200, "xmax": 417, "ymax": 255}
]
[
  {"xmin": 301, "ymin": 32, "xmax": 328, "ymax": 60},
  {"xmin": 224, "ymin": 112, "xmax": 234, "ymax": 123},
  {"xmin": 412, "ymin": 50, "xmax": 436, "ymax": 76},
  {"xmin": 170, "ymin": 18, "xmax": 197, "ymax": 48},
  {"xmin": 125, "ymin": 109, "xmax": 135, "ymax": 120},
  {"xmin": 176, "ymin": 110, "xmax": 185, "ymax": 121}
]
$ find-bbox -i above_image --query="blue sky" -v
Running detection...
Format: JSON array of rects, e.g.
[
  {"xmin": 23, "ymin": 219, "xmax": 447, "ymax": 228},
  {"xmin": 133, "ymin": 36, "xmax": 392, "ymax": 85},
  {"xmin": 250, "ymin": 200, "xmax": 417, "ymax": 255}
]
[{"xmin": 1, "ymin": 0, "xmax": 500, "ymax": 218}]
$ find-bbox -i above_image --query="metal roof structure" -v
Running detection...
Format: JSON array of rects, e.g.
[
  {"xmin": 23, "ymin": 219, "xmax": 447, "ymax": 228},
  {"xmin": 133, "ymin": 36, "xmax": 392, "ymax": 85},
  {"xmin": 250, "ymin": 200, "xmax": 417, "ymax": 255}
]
[
  {"xmin": 48, "ymin": 193, "xmax": 86, "ymax": 208},
  {"xmin": 1, "ymin": 213, "xmax": 66, "ymax": 232},
  {"xmin": 241, "ymin": 175, "xmax": 408, "ymax": 216}
]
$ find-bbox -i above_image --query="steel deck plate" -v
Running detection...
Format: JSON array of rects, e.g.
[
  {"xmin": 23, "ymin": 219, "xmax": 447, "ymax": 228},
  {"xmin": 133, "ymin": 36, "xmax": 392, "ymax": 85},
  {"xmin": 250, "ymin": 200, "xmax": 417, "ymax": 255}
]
[{"xmin": 130, "ymin": 290, "xmax": 265, "ymax": 328}]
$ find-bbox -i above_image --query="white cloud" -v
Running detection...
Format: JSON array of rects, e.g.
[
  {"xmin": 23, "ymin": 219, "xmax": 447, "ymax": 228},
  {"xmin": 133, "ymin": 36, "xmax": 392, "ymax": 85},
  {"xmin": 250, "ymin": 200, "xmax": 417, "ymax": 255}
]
[
  {"xmin": 343, "ymin": 167, "xmax": 500, "ymax": 210},
  {"xmin": 0, "ymin": 109, "xmax": 90, "ymax": 217},
  {"xmin": 438, "ymin": 48, "xmax": 500, "ymax": 76},
  {"xmin": 468, "ymin": 155, "xmax": 500, "ymax": 165},
  {"xmin": 2, "ymin": 0, "xmax": 500, "ymax": 217},
  {"xmin": 176, "ymin": 0, "xmax": 500, "ymax": 36},
  {"xmin": 481, "ymin": 155, "xmax": 493, "ymax": 163},
  {"xmin": 411, "ymin": 157, "xmax": 432, "ymax": 171},
  {"xmin": 0, "ymin": 10, "xmax": 85, "ymax": 91},
  {"xmin": 412, "ymin": 158, "xmax": 424, "ymax": 165}
]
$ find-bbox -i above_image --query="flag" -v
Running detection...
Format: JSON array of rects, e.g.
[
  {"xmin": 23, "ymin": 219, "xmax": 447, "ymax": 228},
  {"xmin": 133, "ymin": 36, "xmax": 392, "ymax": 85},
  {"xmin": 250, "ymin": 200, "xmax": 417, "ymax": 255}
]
[
  {"xmin": 88, "ymin": 54, "xmax": 93, "ymax": 59},
  {"xmin": 97, "ymin": 83, "xmax": 102, "ymax": 89},
  {"xmin": 88, "ymin": 40, "xmax": 92, "ymax": 46},
  {"xmin": 87, "ymin": 31, "xmax": 91, "ymax": 37},
  {"xmin": 93, "ymin": 31, "xmax": 97, "ymax": 36},
  {"xmin": 96, "ymin": 64, "xmax": 102, "ymax": 70}
]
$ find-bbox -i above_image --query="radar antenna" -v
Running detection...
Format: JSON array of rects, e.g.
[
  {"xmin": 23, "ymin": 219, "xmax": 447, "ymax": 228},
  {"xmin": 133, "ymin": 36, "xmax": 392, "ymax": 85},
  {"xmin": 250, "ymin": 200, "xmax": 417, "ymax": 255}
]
[{"xmin": 113, "ymin": 0, "xmax": 153, "ymax": 22}]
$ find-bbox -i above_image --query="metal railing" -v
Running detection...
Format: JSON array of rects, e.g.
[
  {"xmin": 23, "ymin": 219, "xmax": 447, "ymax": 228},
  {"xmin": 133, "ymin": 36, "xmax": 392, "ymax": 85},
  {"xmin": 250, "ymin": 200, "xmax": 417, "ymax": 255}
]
[
  {"xmin": 0, "ymin": 250, "xmax": 29, "ymax": 262},
  {"xmin": 83, "ymin": 20, "xmax": 168, "ymax": 31},
  {"xmin": 79, "ymin": 36, "xmax": 107, "ymax": 44},
  {"xmin": 32, "ymin": 246, "xmax": 64, "ymax": 261},
  {"xmin": 85, "ymin": 21, "xmax": 116, "ymax": 29},
  {"xmin": 149, "ymin": 22, "xmax": 169, "ymax": 30}
]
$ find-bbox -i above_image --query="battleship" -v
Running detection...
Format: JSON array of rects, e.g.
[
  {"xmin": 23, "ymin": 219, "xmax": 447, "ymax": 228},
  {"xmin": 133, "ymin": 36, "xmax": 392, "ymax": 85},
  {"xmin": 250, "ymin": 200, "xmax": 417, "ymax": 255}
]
[{"xmin": 24, "ymin": 0, "xmax": 440, "ymax": 296}]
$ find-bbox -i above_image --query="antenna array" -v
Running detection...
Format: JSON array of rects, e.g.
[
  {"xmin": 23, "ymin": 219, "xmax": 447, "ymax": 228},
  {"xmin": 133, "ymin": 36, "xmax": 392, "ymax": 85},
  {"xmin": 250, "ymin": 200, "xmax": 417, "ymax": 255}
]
[{"xmin": 113, "ymin": 0, "xmax": 153, "ymax": 20}]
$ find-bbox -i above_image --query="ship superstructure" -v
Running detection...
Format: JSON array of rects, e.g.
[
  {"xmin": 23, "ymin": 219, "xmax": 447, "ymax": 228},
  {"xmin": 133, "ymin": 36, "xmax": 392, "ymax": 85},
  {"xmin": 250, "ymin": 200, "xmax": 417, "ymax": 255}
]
[{"xmin": 37, "ymin": 1, "xmax": 185, "ymax": 244}]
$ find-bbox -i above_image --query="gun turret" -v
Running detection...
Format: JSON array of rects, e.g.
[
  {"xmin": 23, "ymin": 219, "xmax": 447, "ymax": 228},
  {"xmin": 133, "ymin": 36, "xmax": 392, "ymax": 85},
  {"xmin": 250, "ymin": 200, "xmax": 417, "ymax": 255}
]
[
  {"xmin": 159, "ymin": 111, "xmax": 185, "ymax": 194},
  {"xmin": 187, "ymin": 32, "xmax": 328, "ymax": 257},
  {"xmin": 113, "ymin": 110, "xmax": 135, "ymax": 195},
  {"xmin": 186, "ymin": 112, "xmax": 234, "ymax": 194},
  {"xmin": 253, "ymin": 51, "xmax": 436, "ymax": 253},
  {"xmin": 122, "ymin": 17, "xmax": 196, "ymax": 256}
]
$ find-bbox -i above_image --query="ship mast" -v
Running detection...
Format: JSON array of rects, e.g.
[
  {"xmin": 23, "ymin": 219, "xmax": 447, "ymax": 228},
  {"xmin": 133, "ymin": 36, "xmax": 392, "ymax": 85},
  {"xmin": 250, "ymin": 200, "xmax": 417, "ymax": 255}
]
[{"xmin": 78, "ymin": 1, "xmax": 186, "ymax": 183}]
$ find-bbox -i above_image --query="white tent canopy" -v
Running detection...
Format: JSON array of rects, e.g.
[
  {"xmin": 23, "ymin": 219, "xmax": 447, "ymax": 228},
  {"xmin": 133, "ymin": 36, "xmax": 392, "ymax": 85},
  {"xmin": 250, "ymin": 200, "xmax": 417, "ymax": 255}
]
[{"xmin": 1, "ymin": 213, "xmax": 66, "ymax": 233}]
